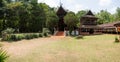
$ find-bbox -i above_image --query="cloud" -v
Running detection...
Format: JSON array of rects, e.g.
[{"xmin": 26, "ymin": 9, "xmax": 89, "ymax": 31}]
[
  {"xmin": 109, "ymin": 7, "xmax": 117, "ymax": 14},
  {"xmin": 99, "ymin": 0, "xmax": 112, "ymax": 6},
  {"xmin": 62, "ymin": 0, "xmax": 86, "ymax": 13},
  {"xmin": 38, "ymin": 0, "xmax": 59, "ymax": 7},
  {"xmin": 70, "ymin": 4, "xmax": 85, "ymax": 13}
]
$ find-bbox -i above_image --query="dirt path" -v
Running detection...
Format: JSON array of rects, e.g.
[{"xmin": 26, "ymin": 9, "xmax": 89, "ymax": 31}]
[{"xmin": 0, "ymin": 36, "xmax": 65, "ymax": 58}]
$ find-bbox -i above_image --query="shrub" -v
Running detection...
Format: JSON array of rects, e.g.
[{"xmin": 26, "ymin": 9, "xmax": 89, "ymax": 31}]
[
  {"xmin": 43, "ymin": 33, "xmax": 48, "ymax": 37},
  {"xmin": 2, "ymin": 34, "xmax": 24, "ymax": 41},
  {"xmin": 25, "ymin": 34, "xmax": 34, "ymax": 40},
  {"xmin": 16, "ymin": 35, "xmax": 23, "ymax": 41},
  {"xmin": 42, "ymin": 28, "xmax": 49, "ymax": 37},
  {"xmin": 1, "ymin": 33, "xmax": 45, "ymax": 41},
  {"xmin": 39, "ymin": 33, "xmax": 43, "ymax": 37},
  {"xmin": 0, "ymin": 48, "xmax": 9, "ymax": 62},
  {"xmin": 32, "ymin": 34, "xmax": 39, "ymax": 38},
  {"xmin": 1, "ymin": 28, "xmax": 15, "ymax": 41},
  {"xmin": 25, "ymin": 34, "xmax": 31, "ymax": 40},
  {"xmin": 42, "ymin": 28, "xmax": 50, "ymax": 34},
  {"xmin": 10, "ymin": 35, "xmax": 16, "ymax": 41},
  {"xmin": 76, "ymin": 35, "xmax": 83, "ymax": 39},
  {"xmin": 115, "ymin": 37, "xmax": 119, "ymax": 43},
  {"xmin": 2, "ymin": 28, "xmax": 15, "ymax": 34}
]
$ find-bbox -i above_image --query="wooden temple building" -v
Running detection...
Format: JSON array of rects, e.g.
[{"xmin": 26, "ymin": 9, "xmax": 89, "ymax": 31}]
[
  {"xmin": 79, "ymin": 10, "xmax": 102, "ymax": 35},
  {"xmin": 56, "ymin": 4, "xmax": 120, "ymax": 35},
  {"xmin": 56, "ymin": 5, "xmax": 67, "ymax": 31},
  {"xmin": 98, "ymin": 21, "xmax": 120, "ymax": 33}
]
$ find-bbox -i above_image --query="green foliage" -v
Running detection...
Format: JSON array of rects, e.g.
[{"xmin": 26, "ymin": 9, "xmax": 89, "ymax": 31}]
[
  {"xmin": 115, "ymin": 7, "xmax": 120, "ymax": 21},
  {"xmin": 40, "ymin": 3, "xmax": 58, "ymax": 34},
  {"xmin": 115, "ymin": 37, "xmax": 119, "ymax": 43},
  {"xmin": 76, "ymin": 10, "xmax": 87, "ymax": 18},
  {"xmin": 64, "ymin": 11, "xmax": 79, "ymax": 32},
  {"xmin": 0, "ymin": 48, "xmax": 9, "ymax": 62},
  {"xmin": 25, "ymin": 34, "xmax": 33, "ymax": 40},
  {"xmin": 29, "ymin": 2, "xmax": 46, "ymax": 32},
  {"xmin": 0, "ymin": 0, "xmax": 120, "ymax": 34},
  {"xmin": 1, "ymin": 28, "xmax": 15, "ymax": 41},
  {"xmin": 0, "ymin": 0, "xmax": 7, "ymax": 19},
  {"xmin": 39, "ymin": 33, "xmax": 43, "ymax": 37},
  {"xmin": 2, "ymin": 28, "xmax": 15, "ymax": 34},
  {"xmin": 2, "ymin": 34, "xmax": 24, "ymax": 41},
  {"xmin": 32, "ymin": 34, "xmax": 39, "ymax": 38},
  {"xmin": 0, "ymin": 1, "xmax": 46, "ymax": 33},
  {"xmin": 1, "ymin": 33, "xmax": 45, "ymax": 41},
  {"xmin": 42, "ymin": 28, "xmax": 49, "ymax": 37},
  {"xmin": 96, "ymin": 10, "xmax": 113, "ymax": 24},
  {"xmin": 46, "ymin": 10, "xmax": 58, "ymax": 34},
  {"xmin": 76, "ymin": 35, "xmax": 83, "ymax": 39}
]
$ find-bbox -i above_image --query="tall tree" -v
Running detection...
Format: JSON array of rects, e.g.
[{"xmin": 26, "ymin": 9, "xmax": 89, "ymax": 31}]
[
  {"xmin": 29, "ymin": 1, "xmax": 46, "ymax": 32},
  {"xmin": 115, "ymin": 7, "xmax": 120, "ymax": 21},
  {"xmin": 96, "ymin": 10, "xmax": 112, "ymax": 24},
  {"xmin": 76, "ymin": 10, "xmax": 87, "ymax": 19},
  {"xmin": 46, "ymin": 9, "xmax": 58, "ymax": 34},
  {"xmin": 18, "ymin": 2, "xmax": 31, "ymax": 32},
  {"xmin": 6, "ymin": 2, "xmax": 22, "ymax": 30},
  {"xmin": 64, "ymin": 11, "xmax": 79, "ymax": 33},
  {"xmin": 0, "ymin": 0, "xmax": 7, "ymax": 31},
  {"xmin": 0, "ymin": 0, "xmax": 6, "ymax": 19}
]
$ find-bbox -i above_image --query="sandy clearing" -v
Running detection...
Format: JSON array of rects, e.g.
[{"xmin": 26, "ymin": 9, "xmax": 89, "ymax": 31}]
[{"xmin": 0, "ymin": 36, "xmax": 65, "ymax": 57}]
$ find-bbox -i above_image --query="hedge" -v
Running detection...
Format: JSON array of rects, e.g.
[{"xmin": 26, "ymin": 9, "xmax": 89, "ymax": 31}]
[{"xmin": 1, "ymin": 33, "xmax": 48, "ymax": 41}]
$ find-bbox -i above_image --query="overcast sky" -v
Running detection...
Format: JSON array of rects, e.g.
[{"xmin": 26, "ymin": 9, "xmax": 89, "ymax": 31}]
[{"xmin": 38, "ymin": 0, "xmax": 120, "ymax": 14}]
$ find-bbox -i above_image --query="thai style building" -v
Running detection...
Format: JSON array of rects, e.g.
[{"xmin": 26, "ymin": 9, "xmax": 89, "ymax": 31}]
[
  {"xmin": 55, "ymin": 3, "xmax": 120, "ymax": 35},
  {"xmin": 79, "ymin": 10, "xmax": 102, "ymax": 35},
  {"xmin": 98, "ymin": 21, "xmax": 120, "ymax": 33},
  {"xmin": 56, "ymin": 5, "xmax": 67, "ymax": 31}
]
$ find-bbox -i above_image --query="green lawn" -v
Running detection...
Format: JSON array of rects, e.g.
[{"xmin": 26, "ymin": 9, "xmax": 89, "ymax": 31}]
[{"xmin": 1, "ymin": 34, "xmax": 120, "ymax": 62}]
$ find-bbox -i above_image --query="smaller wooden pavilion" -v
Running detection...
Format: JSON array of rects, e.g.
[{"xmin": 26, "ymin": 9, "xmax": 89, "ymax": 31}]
[
  {"xmin": 79, "ymin": 10, "xmax": 102, "ymax": 35},
  {"xmin": 98, "ymin": 21, "xmax": 120, "ymax": 33}
]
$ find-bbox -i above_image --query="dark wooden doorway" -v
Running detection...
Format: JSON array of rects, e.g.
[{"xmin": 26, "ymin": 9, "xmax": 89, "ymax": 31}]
[
  {"xmin": 58, "ymin": 20, "xmax": 65, "ymax": 31},
  {"xmin": 89, "ymin": 29, "xmax": 94, "ymax": 34}
]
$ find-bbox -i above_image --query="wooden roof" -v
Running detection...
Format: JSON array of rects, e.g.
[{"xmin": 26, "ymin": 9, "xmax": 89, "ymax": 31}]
[
  {"xmin": 86, "ymin": 10, "xmax": 94, "ymax": 16},
  {"xmin": 81, "ymin": 10, "xmax": 98, "ymax": 19},
  {"xmin": 56, "ymin": 5, "xmax": 67, "ymax": 15},
  {"xmin": 98, "ymin": 21, "xmax": 120, "ymax": 27}
]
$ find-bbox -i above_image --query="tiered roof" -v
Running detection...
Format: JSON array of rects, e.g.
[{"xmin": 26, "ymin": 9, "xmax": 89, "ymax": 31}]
[
  {"xmin": 82, "ymin": 10, "xmax": 98, "ymax": 19},
  {"xmin": 56, "ymin": 5, "xmax": 67, "ymax": 15}
]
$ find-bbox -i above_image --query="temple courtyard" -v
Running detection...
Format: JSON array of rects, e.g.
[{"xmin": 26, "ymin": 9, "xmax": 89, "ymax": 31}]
[{"xmin": 0, "ymin": 34, "xmax": 120, "ymax": 62}]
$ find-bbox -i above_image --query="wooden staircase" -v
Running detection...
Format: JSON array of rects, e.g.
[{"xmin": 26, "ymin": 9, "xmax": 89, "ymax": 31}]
[{"xmin": 55, "ymin": 31, "xmax": 64, "ymax": 36}]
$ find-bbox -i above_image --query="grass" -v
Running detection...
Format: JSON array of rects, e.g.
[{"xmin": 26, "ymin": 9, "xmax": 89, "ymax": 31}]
[{"xmin": 1, "ymin": 34, "xmax": 120, "ymax": 62}]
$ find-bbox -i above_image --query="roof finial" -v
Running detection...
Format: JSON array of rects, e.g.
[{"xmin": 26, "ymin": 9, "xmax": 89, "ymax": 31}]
[{"xmin": 60, "ymin": 0, "xmax": 62, "ymax": 6}]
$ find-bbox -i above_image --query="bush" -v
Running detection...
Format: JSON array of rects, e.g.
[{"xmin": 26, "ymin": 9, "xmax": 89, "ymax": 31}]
[
  {"xmin": 1, "ymin": 33, "xmax": 44, "ymax": 41},
  {"xmin": 43, "ymin": 28, "xmax": 50, "ymax": 34},
  {"xmin": 42, "ymin": 28, "xmax": 49, "ymax": 37},
  {"xmin": 16, "ymin": 35, "xmax": 23, "ymax": 41},
  {"xmin": 2, "ymin": 28, "xmax": 15, "ymax": 34},
  {"xmin": 25, "ymin": 34, "xmax": 32, "ymax": 40},
  {"xmin": 0, "ymin": 48, "xmax": 9, "ymax": 62},
  {"xmin": 32, "ymin": 34, "xmax": 39, "ymax": 38},
  {"xmin": 39, "ymin": 33, "xmax": 43, "ymax": 37},
  {"xmin": 2, "ymin": 34, "xmax": 24, "ymax": 41},
  {"xmin": 10, "ymin": 35, "xmax": 16, "ymax": 41},
  {"xmin": 1, "ymin": 28, "xmax": 15, "ymax": 41},
  {"xmin": 43, "ymin": 33, "xmax": 48, "ymax": 37},
  {"xmin": 76, "ymin": 35, "xmax": 83, "ymax": 39},
  {"xmin": 115, "ymin": 37, "xmax": 119, "ymax": 43},
  {"xmin": 1, "ymin": 34, "xmax": 11, "ymax": 41}
]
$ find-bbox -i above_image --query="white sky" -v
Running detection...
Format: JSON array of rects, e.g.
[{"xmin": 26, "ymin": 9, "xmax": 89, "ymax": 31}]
[{"xmin": 38, "ymin": 0, "xmax": 120, "ymax": 14}]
